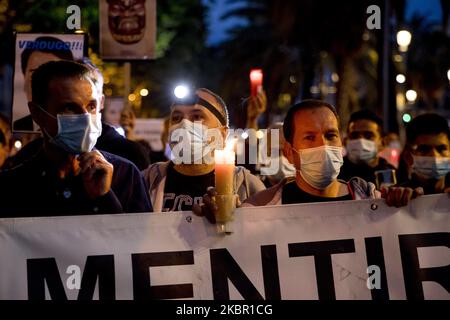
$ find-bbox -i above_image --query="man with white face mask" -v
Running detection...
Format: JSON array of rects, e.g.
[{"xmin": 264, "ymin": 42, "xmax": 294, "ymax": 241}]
[
  {"xmin": 399, "ymin": 113, "xmax": 450, "ymax": 194},
  {"xmin": 142, "ymin": 88, "xmax": 265, "ymax": 212},
  {"xmin": 242, "ymin": 100, "xmax": 422, "ymax": 207},
  {"xmin": 339, "ymin": 110, "xmax": 395, "ymax": 184},
  {"xmin": 0, "ymin": 61, "xmax": 152, "ymax": 216}
]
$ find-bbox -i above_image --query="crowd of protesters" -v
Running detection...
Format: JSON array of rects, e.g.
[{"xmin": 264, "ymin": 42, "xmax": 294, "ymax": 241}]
[{"xmin": 0, "ymin": 59, "xmax": 449, "ymax": 219}]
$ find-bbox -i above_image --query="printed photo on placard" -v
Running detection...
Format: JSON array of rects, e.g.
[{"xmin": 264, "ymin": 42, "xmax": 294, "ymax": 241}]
[{"xmin": 12, "ymin": 33, "xmax": 86, "ymax": 133}]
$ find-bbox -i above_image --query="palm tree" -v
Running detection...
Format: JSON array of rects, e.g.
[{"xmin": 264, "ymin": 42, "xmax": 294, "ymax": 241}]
[{"xmin": 217, "ymin": 0, "xmax": 383, "ymax": 128}]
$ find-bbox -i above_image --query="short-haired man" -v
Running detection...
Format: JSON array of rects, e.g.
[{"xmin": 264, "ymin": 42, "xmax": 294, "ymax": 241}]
[
  {"xmin": 338, "ymin": 110, "xmax": 395, "ymax": 184},
  {"xmin": 400, "ymin": 113, "xmax": 450, "ymax": 194},
  {"xmin": 0, "ymin": 60, "xmax": 152, "ymax": 216},
  {"xmin": 242, "ymin": 100, "xmax": 421, "ymax": 208},
  {"xmin": 142, "ymin": 88, "xmax": 265, "ymax": 212}
]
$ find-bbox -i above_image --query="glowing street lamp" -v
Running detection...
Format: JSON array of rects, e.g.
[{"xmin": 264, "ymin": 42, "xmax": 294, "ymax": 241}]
[
  {"xmin": 405, "ymin": 89, "xmax": 417, "ymax": 103},
  {"xmin": 396, "ymin": 74, "xmax": 406, "ymax": 84},
  {"xmin": 402, "ymin": 113, "xmax": 412, "ymax": 123},
  {"xmin": 128, "ymin": 93, "xmax": 136, "ymax": 102},
  {"xmin": 397, "ymin": 30, "xmax": 412, "ymax": 52}
]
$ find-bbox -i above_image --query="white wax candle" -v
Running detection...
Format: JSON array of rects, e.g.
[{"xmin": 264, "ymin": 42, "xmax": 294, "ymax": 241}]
[{"xmin": 214, "ymin": 149, "xmax": 235, "ymax": 195}]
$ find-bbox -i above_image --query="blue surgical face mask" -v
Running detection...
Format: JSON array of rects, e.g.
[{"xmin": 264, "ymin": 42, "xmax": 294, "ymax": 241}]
[
  {"xmin": 292, "ymin": 145, "xmax": 344, "ymax": 190},
  {"xmin": 38, "ymin": 106, "xmax": 102, "ymax": 154},
  {"xmin": 412, "ymin": 156, "xmax": 450, "ymax": 180}
]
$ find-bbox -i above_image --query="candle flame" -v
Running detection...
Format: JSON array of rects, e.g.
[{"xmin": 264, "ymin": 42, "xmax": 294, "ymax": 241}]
[{"xmin": 225, "ymin": 137, "xmax": 238, "ymax": 152}]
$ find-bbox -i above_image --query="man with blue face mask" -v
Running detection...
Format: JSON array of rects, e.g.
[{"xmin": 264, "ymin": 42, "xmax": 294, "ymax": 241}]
[
  {"xmin": 399, "ymin": 113, "xmax": 450, "ymax": 194},
  {"xmin": 338, "ymin": 110, "xmax": 395, "ymax": 184},
  {"xmin": 142, "ymin": 88, "xmax": 265, "ymax": 212},
  {"xmin": 241, "ymin": 100, "xmax": 422, "ymax": 207},
  {"xmin": 0, "ymin": 60, "xmax": 152, "ymax": 216}
]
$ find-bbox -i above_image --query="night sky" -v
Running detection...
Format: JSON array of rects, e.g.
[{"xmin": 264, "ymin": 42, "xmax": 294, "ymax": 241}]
[{"xmin": 204, "ymin": 0, "xmax": 445, "ymax": 45}]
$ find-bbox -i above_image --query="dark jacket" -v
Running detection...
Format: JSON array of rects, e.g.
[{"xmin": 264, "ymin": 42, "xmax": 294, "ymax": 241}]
[
  {"xmin": 6, "ymin": 123, "xmax": 151, "ymax": 171},
  {"xmin": 0, "ymin": 148, "xmax": 152, "ymax": 217}
]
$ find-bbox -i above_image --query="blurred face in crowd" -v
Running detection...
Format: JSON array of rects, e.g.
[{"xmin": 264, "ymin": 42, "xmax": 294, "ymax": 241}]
[
  {"xmin": 284, "ymin": 107, "xmax": 342, "ymax": 167},
  {"xmin": 24, "ymin": 51, "xmax": 62, "ymax": 101},
  {"xmin": 411, "ymin": 133, "xmax": 450, "ymax": 158},
  {"xmin": 103, "ymin": 100, "xmax": 123, "ymax": 128},
  {"xmin": 347, "ymin": 119, "xmax": 383, "ymax": 151},
  {"xmin": 31, "ymin": 77, "xmax": 101, "ymax": 138},
  {"xmin": 409, "ymin": 132, "xmax": 450, "ymax": 183},
  {"xmin": 120, "ymin": 107, "xmax": 136, "ymax": 138}
]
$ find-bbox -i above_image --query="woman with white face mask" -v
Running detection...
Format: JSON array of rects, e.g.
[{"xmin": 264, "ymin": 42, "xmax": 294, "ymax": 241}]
[{"xmin": 399, "ymin": 113, "xmax": 450, "ymax": 194}]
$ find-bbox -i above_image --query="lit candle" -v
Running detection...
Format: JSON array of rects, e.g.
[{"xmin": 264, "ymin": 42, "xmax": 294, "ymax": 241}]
[
  {"xmin": 250, "ymin": 69, "xmax": 263, "ymax": 97},
  {"xmin": 214, "ymin": 149, "xmax": 235, "ymax": 195}
]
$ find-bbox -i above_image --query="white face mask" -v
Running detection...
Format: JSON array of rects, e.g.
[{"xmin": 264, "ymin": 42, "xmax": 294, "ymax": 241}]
[
  {"xmin": 293, "ymin": 145, "xmax": 344, "ymax": 190},
  {"xmin": 346, "ymin": 138, "xmax": 378, "ymax": 164},
  {"xmin": 39, "ymin": 106, "xmax": 102, "ymax": 154},
  {"xmin": 280, "ymin": 155, "xmax": 296, "ymax": 177},
  {"xmin": 412, "ymin": 156, "xmax": 450, "ymax": 180},
  {"xmin": 388, "ymin": 141, "xmax": 401, "ymax": 150},
  {"xmin": 169, "ymin": 119, "xmax": 221, "ymax": 164}
]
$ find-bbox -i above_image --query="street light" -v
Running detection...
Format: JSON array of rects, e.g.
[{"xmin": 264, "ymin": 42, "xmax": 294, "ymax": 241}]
[
  {"xmin": 396, "ymin": 74, "xmax": 406, "ymax": 84},
  {"xmin": 405, "ymin": 89, "xmax": 417, "ymax": 103},
  {"xmin": 402, "ymin": 113, "xmax": 412, "ymax": 123},
  {"xmin": 447, "ymin": 69, "xmax": 450, "ymax": 82},
  {"xmin": 397, "ymin": 30, "xmax": 412, "ymax": 52},
  {"xmin": 128, "ymin": 93, "xmax": 136, "ymax": 102},
  {"xmin": 14, "ymin": 140, "xmax": 22, "ymax": 150}
]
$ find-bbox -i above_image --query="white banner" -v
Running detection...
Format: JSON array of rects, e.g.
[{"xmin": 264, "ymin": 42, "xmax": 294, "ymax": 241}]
[{"xmin": 0, "ymin": 195, "xmax": 449, "ymax": 300}]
